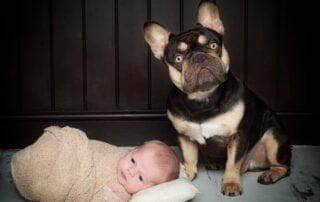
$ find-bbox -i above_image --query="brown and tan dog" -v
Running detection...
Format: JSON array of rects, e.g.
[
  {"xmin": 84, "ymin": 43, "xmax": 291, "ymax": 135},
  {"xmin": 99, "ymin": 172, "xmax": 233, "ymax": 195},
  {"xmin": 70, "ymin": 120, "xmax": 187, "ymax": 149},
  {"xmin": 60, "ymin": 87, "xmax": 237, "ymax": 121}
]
[{"xmin": 143, "ymin": 0, "xmax": 291, "ymax": 196}]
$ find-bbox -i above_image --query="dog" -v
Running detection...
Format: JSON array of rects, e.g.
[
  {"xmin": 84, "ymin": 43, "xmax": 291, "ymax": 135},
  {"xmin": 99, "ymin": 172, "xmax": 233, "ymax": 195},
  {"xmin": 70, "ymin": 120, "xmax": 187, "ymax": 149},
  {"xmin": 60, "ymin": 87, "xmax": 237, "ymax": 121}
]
[{"xmin": 143, "ymin": 0, "xmax": 291, "ymax": 196}]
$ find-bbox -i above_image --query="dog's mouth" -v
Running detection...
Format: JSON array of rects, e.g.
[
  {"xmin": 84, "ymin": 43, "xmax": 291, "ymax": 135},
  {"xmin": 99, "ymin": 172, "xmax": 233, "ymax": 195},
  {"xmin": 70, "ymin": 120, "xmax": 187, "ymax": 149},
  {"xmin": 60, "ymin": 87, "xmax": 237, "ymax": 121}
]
[
  {"xmin": 197, "ymin": 67, "xmax": 215, "ymax": 90},
  {"xmin": 195, "ymin": 63, "xmax": 226, "ymax": 91}
]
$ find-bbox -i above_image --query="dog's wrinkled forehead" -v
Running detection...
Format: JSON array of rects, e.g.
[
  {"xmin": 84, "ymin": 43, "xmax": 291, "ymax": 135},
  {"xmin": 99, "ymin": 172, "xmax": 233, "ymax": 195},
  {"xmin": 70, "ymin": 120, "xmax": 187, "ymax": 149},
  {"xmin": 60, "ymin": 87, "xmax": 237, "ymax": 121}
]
[{"xmin": 165, "ymin": 26, "xmax": 223, "ymax": 62}]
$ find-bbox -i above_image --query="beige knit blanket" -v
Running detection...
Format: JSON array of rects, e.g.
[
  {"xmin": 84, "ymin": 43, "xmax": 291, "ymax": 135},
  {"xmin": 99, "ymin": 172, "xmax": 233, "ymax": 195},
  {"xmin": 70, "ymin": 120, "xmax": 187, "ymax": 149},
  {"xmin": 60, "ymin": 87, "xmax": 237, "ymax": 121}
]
[{"xmin": 10, "ymin": 126, "xmax": 131, "ymax": 202}]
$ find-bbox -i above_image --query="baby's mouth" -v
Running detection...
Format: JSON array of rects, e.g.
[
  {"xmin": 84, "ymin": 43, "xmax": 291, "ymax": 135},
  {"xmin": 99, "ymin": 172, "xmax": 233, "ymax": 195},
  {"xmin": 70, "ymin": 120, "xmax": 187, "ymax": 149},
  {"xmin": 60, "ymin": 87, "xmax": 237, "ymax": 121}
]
[{"xmin": 121, "ymin": 171, "xmax": 127, "ymax": 181}]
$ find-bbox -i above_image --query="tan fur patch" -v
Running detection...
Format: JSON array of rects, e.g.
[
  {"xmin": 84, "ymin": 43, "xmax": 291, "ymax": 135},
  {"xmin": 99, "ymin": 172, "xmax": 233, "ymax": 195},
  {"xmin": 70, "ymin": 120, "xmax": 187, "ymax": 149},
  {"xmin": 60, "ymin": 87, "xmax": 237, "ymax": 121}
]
[
  {"xmin": 222, "ymin": 136, "xmax": 243, "ymax": 196},
  {"xmin": 258, "ymin": 166, "xmax": 288, "ymax": 183},
  {"xmin": 198, "ymin": 35, "xmax": 208, "ymax": 45},
  {"xmin": 261, "ymin": 129, "xmax": 280, "ymax": 165},
  {"xmin": 270, "ymin": 166, "xmax": 287, "ymax": 175},
  {"xmin": 167, "ymin": 101, "xmax": 245, "ymax": 145},
  {"xmin": 221, "ymin": 46, "xmax": 230, "ymax": 72},
  {"xmin": 167, "ymin": 63, "xmax": 183, "ymax": 91},
  {"xmin": 224, "ymin": 135, "xmax": 243, "ymax": 177},
  {"xmin": 187, "ymin": 86, "xmax": 217, "ymax": 101},
  {"xmin": 177, "ymin": 42, "xmax": 188, "ymax": 52},
  {"xmin": 178, "ymin": 135, "xmax": 198, "ymax": 180}
]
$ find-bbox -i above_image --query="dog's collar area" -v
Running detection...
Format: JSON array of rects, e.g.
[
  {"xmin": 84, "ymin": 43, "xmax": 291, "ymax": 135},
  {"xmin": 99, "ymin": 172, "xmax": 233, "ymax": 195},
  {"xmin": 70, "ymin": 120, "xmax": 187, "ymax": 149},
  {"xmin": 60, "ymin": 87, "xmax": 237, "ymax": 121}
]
[{"xmin": 187, "ymin": 86, "xmax": 218, "ymax": 101}]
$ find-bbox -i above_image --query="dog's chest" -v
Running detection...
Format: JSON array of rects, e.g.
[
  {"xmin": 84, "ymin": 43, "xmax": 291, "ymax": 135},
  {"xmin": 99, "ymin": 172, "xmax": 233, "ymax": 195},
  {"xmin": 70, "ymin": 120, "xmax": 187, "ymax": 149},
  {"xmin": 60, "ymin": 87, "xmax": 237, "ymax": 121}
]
[{"xmin": 167, "ymin": 101, "xmax": 245, "ymax": 145}]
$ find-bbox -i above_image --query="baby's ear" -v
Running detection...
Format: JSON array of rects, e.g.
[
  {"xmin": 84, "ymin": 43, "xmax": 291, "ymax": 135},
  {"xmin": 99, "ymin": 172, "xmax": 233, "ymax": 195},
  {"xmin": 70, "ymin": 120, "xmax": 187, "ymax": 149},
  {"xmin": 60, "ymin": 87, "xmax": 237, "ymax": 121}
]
[{"xmin": 144, "ymin": 22, "xmax": 171, "ymax": 60}]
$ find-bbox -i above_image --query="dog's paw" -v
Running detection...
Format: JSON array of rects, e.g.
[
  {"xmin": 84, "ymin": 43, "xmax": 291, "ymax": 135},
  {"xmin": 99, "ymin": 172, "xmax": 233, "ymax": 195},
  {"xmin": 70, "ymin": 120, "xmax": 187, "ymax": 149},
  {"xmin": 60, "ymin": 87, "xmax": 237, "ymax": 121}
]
[
  {"xmin": 257, "ymin": 167, "xmax": 288, "ymax": 184},
  {"xmin": 221, "ymin": 182, "xmax": 243, "ymax": 196},
  {"xmin": 184, "ymin": 163, "xmax": 197, "ymax": 180}
]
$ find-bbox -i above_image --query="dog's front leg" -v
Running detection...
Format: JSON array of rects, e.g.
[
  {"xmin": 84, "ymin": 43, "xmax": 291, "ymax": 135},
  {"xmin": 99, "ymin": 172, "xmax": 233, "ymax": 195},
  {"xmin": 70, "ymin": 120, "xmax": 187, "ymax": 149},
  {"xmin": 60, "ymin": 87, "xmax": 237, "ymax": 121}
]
[
  {"xmin": 178, "ymin": 135, "xmax": 198, "ymax": 180},
  {"xmin": 221, "ymin": 133, "xmax": 245, "ymax": 196}
]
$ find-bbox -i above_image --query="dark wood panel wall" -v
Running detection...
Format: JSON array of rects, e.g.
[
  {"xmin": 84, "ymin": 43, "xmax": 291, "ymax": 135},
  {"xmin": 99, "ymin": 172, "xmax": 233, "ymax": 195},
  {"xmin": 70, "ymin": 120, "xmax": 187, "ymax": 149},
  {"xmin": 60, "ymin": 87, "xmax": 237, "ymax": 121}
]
[{"xmin": 1, "ymin": 0, "xmax": 314, "ymax": 149}]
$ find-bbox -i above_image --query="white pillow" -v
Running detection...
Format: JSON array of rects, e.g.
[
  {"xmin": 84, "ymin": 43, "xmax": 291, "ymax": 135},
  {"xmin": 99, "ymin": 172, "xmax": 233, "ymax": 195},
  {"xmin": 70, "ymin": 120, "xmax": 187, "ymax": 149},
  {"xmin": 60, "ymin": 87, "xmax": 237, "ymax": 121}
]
[{"xmin": 131, "ymin": 164, "xmax": 199, "ymax": 202}]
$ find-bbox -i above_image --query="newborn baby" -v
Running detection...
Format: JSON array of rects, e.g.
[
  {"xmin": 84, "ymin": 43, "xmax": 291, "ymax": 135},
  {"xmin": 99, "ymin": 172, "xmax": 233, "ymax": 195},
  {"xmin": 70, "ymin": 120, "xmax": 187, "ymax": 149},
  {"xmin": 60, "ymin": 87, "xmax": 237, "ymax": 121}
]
[
  {"xmin": 10, "ymin": 126, "xmax": 179, "ymax": 202},
  {"xmin": 117, "ymin": 140, "xmax": 180, "ymax": 194}
]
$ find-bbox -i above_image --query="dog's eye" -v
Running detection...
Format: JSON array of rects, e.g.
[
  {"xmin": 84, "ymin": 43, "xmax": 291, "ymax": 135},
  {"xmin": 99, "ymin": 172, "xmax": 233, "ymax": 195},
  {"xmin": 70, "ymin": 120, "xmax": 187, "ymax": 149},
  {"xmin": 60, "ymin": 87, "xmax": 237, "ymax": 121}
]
[
  {"xmin": 175, "ymin": 55, "xmax": 183, "ymax": 63},
  {"xmin": 210, "ymin": 43, "xmax": 218, "ymax": 50}
]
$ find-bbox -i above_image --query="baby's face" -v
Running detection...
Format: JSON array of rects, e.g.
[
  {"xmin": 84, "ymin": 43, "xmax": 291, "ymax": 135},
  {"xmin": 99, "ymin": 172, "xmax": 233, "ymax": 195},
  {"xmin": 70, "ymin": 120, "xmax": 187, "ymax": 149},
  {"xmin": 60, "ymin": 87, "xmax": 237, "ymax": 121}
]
[{"xmin": 117, "ymin": 146, "xmax": 165, "ymax": 194}]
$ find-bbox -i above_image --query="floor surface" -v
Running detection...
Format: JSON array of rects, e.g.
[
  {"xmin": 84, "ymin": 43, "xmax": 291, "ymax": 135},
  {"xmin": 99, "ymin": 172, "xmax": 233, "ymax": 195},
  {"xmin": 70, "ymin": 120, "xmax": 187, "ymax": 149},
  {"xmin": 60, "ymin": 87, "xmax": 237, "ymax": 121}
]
[{"xmin": 1, "ymin": 146, "xmax": 319, "ymax": 202}]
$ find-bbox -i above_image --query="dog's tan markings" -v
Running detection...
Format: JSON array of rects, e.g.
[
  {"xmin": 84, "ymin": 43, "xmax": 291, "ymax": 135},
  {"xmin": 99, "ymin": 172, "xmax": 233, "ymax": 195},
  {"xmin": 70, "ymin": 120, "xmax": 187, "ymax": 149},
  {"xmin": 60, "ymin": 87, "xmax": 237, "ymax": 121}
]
[
  {"xmin": 221, "ymin": 134, "xmax": 243, "ymax": 196},
  {"xmin": 241, "ymin": 142, "xmax": 269, "ymax": 172},
  {"xmin": 167, "ymin": 101, "xmax": 245, "ymax": 145},
  {"xmin": 178, "ymin": 135, "xmax": 198, "ymax": 180},
  {"xmin": 263, "ymin": 130, "xmax": 279, "ymax": 165},
  {"xmin": 177, "ymin": 42, "xmax": 188, "ymax": 52},
  {"xmin": 198, "ymin": 35, "xmax": 208, "ymax": 45},
  {"xmin": 258, "ymin": 129, "xmax": 289, "ymax": 184},
  {"xmin": 221, "ymin": 46, "xmax": 230, "ymax": 72},
  {"xmin": 167, "ymin": 64, "xmax": 183, "ymax": 91},
  {"xmin": 258, "ymin": 166, "xmax": 288, "ymax": 184},
  {"xmin": 201, "ymin": 101, "xmax": 245, "ymax": 138},
  {"xmin": 187, "ymin": 86, "xmax": 217, "ymax": 101},
  {"xmin": 167, "ymin": 110, "xmax": 206, "ymax": 144}
]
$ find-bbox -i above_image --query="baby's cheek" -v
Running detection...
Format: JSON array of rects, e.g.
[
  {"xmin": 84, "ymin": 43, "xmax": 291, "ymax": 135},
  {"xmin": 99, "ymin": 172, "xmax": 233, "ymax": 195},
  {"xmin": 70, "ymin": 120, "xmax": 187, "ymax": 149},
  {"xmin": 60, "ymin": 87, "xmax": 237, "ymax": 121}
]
[
  {"xmin": 118, "ymin": 159, "xmax": 128, "ymax": 171},
  {"xmin": 130, "ymin": 180, "xmax": 144, "ymax": 193},
  {"xmin": 124, "ymin": 184, "xmax": 136, "ymax": 194}
]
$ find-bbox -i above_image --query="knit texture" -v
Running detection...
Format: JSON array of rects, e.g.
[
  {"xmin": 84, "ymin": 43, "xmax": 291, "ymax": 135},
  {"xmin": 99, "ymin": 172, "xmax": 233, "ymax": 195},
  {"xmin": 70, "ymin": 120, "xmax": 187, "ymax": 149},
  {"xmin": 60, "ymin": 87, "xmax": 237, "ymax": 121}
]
[{"xmin": 10, "ymin": 126, "xmax": 131, "ymax": 202}]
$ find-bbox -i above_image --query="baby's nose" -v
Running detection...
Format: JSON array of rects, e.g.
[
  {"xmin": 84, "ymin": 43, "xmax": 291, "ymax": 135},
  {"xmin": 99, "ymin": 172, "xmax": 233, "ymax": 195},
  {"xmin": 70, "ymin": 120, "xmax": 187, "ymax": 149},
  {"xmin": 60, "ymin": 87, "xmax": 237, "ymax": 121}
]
[{"xmin": 128, "ymin": 166, "xmax": 137, "ymax": 176}]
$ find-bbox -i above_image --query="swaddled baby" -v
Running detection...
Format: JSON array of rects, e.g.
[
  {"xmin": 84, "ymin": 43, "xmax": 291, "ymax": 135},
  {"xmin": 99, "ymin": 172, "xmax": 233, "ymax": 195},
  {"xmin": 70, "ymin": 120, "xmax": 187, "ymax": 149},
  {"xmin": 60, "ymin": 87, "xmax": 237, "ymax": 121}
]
[{"xmin": 10, "ymin": 126, "xmax": 179, "ymax": 202}]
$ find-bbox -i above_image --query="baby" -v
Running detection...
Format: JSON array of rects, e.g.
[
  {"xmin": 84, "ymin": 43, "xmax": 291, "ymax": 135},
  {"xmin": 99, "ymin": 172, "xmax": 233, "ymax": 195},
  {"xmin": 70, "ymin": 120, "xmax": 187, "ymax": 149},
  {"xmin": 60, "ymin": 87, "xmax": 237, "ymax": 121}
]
[
  {"xmin": 117, "ymin": 140, "xmax": 180, "ymax": 194},
  {"xmin": 10, "ymin": 126, "xmax": 179, "ymax": 202}
]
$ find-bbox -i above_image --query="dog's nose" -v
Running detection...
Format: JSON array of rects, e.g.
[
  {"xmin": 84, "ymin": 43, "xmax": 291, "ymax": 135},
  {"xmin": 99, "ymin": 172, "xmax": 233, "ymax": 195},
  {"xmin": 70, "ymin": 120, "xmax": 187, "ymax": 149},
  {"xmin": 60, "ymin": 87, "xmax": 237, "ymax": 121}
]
[{"xmin": 193, "ymin": 54, "xmax": 206, "ymax": 63}]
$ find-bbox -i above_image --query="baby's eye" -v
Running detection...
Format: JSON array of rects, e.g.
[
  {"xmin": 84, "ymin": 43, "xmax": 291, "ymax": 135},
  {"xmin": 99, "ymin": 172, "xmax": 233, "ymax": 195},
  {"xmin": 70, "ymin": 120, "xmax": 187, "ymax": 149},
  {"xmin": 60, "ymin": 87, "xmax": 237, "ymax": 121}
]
[
  {"xmin": 131, "ymin": 158, "xmax": 136, "ymax": 164},
  {"xmin": 139, "ymin": 176, "xmax": 144, "ymax": 182}
]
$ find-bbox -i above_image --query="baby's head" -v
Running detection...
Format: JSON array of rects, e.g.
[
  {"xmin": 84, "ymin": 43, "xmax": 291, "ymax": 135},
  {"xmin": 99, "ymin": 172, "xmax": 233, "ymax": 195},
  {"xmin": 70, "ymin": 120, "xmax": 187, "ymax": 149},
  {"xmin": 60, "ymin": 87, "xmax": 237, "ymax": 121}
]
[{"xmin": 117, "ymin": 140, "xmax": 179, "ymax": 194}]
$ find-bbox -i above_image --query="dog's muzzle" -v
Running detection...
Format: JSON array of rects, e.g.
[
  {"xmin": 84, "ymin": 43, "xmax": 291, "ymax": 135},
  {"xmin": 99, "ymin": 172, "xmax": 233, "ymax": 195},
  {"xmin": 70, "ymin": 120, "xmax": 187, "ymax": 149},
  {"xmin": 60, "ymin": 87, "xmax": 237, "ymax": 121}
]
[{"xmin": 184, "ymin": 53, "xmax": 226, "ymax": 93}]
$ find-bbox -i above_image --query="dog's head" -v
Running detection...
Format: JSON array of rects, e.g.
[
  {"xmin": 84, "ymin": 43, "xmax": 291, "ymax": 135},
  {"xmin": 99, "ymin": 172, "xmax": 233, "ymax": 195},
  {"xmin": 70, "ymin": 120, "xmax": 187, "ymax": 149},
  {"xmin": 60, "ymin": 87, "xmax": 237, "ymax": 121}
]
[{"xmin": 144, "ymin": 0, "xmax": 230, "ymax": 99}]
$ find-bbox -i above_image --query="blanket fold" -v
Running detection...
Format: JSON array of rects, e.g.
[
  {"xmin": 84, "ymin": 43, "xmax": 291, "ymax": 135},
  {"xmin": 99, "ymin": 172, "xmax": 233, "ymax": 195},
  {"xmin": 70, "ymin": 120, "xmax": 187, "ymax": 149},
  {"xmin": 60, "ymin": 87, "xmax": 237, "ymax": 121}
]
[{"xmin": 11, "ymin": 126, "xmax": 131, "ymax": 202}]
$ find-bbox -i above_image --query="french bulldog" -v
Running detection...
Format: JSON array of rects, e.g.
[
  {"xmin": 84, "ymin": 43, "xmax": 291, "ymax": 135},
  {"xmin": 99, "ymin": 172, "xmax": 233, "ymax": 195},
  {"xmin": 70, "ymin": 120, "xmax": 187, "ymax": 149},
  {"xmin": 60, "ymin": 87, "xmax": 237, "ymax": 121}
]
[{"xmin": 143, "ymin": 0, "xmax": 291, "ymax": 196}]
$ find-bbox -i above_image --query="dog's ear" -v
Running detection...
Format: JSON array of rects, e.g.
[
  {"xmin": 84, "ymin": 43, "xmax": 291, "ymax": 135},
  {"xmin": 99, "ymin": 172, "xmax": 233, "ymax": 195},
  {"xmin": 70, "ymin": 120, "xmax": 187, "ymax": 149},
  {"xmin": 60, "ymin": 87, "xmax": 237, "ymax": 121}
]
[
  {"xmin": 144, "ymin": 22, "xmax": 171, "ymax": 60},
  {"xmin": 197, "ymin": 0, "xmax": 224, "ymax": 35}
]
